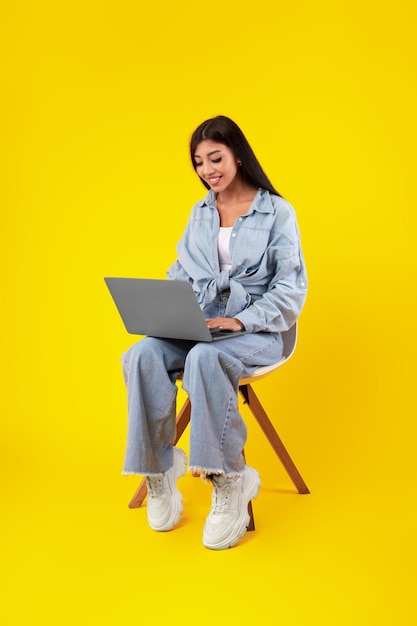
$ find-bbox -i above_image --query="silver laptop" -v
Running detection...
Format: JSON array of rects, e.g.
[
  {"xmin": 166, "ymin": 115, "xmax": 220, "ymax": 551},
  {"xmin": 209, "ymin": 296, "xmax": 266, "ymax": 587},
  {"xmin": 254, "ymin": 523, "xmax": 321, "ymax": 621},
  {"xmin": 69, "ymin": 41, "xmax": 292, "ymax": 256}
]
[{"xmin": 104, "ymin": 277, "xmax": 247, "ymax": 342}]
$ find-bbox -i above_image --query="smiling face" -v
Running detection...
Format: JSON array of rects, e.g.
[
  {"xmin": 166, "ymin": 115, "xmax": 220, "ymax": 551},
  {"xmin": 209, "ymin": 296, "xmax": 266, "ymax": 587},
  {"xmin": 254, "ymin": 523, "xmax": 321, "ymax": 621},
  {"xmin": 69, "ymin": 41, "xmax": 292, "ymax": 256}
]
[{"xmin": 193, "ymin": 140, "xmax": 241, "ymax": 193}]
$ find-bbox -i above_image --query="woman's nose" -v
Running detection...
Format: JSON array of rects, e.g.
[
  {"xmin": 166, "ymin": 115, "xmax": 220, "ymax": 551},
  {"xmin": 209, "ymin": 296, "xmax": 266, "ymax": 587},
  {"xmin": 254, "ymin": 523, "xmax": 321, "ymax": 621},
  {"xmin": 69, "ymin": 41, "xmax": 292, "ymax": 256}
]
[{"xmin": 202, "ymin": 161, "xmax": 215, "ymax": 177}]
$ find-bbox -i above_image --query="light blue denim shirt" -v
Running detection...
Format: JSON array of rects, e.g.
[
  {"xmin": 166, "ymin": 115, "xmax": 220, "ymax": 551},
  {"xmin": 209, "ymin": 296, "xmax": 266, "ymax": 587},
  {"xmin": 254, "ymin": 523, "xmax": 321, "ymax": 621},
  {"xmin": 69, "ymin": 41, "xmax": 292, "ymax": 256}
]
[{"xmin": 167, "ymin": 188, "xmax": 307, "ymax": 333}]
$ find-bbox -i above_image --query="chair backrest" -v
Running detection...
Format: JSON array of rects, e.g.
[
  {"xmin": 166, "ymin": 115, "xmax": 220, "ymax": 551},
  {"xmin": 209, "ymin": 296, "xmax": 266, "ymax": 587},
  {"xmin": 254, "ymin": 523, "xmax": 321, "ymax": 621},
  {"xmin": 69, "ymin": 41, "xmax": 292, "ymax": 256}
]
[{"xmin": 281, "ymin": 322, "xmax": 297, "ymax": 360}]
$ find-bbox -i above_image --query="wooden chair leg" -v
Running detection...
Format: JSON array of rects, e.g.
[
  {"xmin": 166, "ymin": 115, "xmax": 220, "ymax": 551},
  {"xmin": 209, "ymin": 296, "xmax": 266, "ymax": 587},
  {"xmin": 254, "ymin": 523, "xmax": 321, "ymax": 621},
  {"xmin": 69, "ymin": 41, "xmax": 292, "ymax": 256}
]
[
  {"xmin": 239, "ymin": 384, "xmax": 310, "ymax": 495},
  {"xmin": 242, "ymin": 448, "xmax": 256, "ymax": 531},
  {"xmin": 246, "ymin": 498, "xmax": 256, "ymax": 531},
  {"xmin": 128, "ymin": 475, "xmax": 148, "ymax": 510},
  {"xmin": 128, "ymin": 399, "xmax": 192, "ymax": 509}
]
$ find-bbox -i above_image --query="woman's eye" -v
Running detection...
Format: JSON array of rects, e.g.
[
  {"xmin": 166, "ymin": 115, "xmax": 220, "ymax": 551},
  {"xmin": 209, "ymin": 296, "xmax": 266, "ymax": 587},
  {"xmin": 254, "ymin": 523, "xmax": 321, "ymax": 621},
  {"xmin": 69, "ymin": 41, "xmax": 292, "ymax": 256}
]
[{"xmin": 194, "ymin": 157, "xmax": 221, "ymax": 167}]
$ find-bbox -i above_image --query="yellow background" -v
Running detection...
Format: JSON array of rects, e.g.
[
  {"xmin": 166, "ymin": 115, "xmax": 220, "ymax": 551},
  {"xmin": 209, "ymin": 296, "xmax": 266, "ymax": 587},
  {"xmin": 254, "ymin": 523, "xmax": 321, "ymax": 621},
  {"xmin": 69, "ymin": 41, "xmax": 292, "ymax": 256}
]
[{"xmin": 1, "ymin": 1, "xmax": 416, "ymax": 624}]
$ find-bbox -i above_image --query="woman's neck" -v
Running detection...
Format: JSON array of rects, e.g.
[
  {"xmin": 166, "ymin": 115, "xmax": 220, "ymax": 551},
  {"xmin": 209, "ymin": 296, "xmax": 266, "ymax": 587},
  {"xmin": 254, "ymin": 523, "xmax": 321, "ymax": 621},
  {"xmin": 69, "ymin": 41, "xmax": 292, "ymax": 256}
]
[
  {"xmin": 216, "ymin": 182, "xmax": 258, "ymax": 227},
  {"xmin": 216, "ymin": 179, "xmax": 257, "ymax": 206}
]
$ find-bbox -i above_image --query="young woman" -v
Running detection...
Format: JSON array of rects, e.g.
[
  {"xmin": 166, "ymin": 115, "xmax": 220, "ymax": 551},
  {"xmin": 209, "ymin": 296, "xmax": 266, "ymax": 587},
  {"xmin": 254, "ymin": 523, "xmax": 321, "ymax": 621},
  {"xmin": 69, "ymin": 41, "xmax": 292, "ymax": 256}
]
[{"xmin": 122, "ymin": 115, "xmax": 307, "ymax": 550}]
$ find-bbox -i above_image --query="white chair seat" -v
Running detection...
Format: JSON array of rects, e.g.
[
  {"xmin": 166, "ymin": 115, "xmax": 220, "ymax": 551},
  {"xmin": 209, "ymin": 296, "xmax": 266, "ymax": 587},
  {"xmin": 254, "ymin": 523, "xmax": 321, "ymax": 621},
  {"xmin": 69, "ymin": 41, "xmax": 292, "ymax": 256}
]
[{"xmin": 239, "ymin": 357, "xmax": 287, "ymax": 385}]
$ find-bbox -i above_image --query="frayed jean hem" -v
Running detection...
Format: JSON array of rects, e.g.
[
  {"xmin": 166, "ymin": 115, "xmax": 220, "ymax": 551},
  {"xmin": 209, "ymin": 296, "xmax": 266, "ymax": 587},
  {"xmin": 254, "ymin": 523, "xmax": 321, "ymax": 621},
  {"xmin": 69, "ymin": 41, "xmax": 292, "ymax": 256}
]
[{"xmin": 189, "ymin": 466, "xmax": 242, "ymax": 482}]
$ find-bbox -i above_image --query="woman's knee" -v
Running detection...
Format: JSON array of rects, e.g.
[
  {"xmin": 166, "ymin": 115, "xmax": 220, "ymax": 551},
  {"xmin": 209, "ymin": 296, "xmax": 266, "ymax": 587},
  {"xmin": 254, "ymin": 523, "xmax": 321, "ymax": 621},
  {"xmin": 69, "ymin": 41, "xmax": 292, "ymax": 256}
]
[
  {"xmin": 122, "ymin": 337, "xmax": 164, "ymax": 376},
  {"xmin": 186, "ymin": 342, "xmax": 216, "ymax": 366},
  {"xmin": 184, "ymin": 343, "xmax": 234, "ymax": 378}
]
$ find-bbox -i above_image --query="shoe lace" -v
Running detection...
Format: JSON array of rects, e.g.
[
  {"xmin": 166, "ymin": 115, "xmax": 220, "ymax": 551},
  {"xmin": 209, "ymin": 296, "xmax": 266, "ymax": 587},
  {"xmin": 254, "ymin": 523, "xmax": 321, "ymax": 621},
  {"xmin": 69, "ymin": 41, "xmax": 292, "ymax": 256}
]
[
  {"xmin": 146, "ymin": 475, "xmax": 164, "ymax": 497},
  {"xmin": 211, "ymin": 477, "xmax": 233, "ymax": 514}
]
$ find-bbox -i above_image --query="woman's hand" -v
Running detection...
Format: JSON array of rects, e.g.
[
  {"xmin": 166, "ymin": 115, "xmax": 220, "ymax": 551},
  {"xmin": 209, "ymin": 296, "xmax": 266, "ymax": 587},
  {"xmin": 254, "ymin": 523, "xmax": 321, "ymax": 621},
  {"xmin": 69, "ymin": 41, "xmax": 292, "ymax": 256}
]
[{"xmin": 206, "ymin": 317, "xmax": 245, "ymax": 332}]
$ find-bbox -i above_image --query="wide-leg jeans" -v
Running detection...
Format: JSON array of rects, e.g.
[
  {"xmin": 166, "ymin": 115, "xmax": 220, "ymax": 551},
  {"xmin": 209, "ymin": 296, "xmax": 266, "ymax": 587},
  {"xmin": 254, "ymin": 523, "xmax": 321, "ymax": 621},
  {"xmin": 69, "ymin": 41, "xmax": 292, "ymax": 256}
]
[{"xmin": 121, "ymin": 329, "xmax": 283, "ymax": 478}]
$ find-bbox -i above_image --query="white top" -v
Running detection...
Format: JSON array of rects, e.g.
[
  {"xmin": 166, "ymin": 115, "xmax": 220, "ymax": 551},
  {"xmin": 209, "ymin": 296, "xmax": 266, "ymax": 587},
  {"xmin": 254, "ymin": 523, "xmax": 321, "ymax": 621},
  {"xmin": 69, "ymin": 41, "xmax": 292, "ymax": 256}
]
[{"xmin": 218, "ymin": 227, "xmax": 233, "ymax": 271}]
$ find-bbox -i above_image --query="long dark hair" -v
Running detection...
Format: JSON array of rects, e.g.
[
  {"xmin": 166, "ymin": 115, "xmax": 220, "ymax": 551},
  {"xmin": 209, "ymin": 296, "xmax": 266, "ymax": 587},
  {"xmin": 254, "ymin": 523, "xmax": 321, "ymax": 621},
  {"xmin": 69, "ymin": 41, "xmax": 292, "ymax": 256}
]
[{"xmin": 190, "ymin": 115, "xmax": 281, "ymax": 197}]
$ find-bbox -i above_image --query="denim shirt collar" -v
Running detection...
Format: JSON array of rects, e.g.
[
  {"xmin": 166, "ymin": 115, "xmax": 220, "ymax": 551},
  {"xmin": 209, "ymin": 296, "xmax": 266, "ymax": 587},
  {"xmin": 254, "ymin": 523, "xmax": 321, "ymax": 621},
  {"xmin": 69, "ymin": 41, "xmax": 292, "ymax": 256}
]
[{"xmin": 196, "ymin": 188, "xmax": 275, "ymax": 215}]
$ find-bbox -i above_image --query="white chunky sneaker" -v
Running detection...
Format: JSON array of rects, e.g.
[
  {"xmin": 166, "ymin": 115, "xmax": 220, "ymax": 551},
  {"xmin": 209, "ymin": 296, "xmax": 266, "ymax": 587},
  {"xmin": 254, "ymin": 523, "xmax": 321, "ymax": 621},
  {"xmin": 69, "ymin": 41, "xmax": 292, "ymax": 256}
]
[
  {"xmin": 145, "ymin": 448, "xmax": 187, "ymax": 532},
  {"xmin": 203, "ymin": 466, "xmax": 261, "ymax": 550}
]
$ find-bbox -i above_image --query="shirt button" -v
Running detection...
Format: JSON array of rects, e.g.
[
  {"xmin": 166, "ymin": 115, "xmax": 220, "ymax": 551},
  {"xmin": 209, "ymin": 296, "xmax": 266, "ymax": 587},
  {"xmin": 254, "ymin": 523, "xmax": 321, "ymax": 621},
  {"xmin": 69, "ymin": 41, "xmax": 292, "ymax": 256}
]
[
  {"xmin": 238, "ymin": 217, "xmax": 243, "ymax": 222},
  {"xmin": 232, "ymin": 232, "xmax": 237, "ymax": 237}
]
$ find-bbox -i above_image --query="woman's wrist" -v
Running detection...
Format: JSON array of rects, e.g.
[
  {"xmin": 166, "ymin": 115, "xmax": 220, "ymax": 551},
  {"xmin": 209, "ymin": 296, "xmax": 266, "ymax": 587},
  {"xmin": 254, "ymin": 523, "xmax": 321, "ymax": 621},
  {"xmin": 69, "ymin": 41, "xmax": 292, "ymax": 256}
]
[{"xmin": 233, "ymin": 318, "xmax": 245, "ymax": 330}]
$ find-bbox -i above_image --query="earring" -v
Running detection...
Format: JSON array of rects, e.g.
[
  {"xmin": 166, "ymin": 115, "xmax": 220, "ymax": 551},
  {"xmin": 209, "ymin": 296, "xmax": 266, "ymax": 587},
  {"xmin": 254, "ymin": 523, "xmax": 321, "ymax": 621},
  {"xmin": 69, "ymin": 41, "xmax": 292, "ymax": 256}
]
[{"xmin": 237, "ymin": 161, "xmax": 242, "ymax": 166}]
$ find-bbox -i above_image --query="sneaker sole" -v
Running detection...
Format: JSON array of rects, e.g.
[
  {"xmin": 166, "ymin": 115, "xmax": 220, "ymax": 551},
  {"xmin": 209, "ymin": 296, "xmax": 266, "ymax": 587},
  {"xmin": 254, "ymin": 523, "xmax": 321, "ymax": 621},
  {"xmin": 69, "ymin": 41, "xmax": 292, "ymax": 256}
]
[
  {"xmin": 203, "ymin": 467, "xmax": 261, "ymax": 550},
  {"xmin": 148, "ymin": 448, "xmax": 187, "ymax": 532}
]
